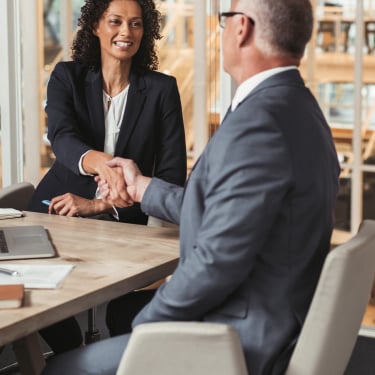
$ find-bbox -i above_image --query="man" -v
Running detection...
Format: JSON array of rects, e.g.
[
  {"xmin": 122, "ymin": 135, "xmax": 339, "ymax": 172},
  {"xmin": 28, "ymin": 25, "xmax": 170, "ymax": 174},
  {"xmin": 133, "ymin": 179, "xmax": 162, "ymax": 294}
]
[{"xmin": 42, "ymin": 0, "xmax": 340, "ymax": 374}]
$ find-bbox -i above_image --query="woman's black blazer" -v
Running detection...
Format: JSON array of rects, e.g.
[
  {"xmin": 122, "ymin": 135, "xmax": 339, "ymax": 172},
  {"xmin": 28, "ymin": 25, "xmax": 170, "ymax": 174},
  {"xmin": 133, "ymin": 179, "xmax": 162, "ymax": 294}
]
[{"xmin": 28, "ymin": 61, "xmax": 187, "ymax": 224}]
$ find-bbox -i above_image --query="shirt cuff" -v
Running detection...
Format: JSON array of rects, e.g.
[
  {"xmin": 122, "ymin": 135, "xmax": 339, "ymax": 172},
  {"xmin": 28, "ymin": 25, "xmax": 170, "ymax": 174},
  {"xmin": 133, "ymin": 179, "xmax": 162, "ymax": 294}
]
[
  {"xmin": 95, "ymin": 188, "xmax": 119, "ymax": 221},
  {"xmin": 78, "ymin": 150, "xmax": 94, "ymax": 176},
  {"xmin": 111, "ymin": 206, "xmax": 120, "ymax": 221}
]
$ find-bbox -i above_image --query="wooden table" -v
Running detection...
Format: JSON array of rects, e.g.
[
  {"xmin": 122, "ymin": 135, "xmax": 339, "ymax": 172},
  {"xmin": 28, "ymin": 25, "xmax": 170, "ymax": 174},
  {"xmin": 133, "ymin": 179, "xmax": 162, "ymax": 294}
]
[{"xmin": 0, "ymin": 211, "xmax": 179, "ymax": 374}]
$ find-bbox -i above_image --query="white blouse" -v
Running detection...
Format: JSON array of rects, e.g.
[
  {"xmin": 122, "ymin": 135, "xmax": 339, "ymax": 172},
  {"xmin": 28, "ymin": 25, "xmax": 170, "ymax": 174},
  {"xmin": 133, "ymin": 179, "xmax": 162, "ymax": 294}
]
[
  {"xmin": 78, "ymin": 84, "xmax": 130, "ymax": 176},
  {"xmin": 78, "ymin": 85, "xmax": 129, "ymax": 212},
  {"xmin": 103, "ymin": 85, "xmax": 129, "ymax": 155}
]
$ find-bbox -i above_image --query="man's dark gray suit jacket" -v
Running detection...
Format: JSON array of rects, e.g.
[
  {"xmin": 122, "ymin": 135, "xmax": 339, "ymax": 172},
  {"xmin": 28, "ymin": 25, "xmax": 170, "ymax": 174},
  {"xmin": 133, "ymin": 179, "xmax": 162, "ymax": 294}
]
[
  {"xmin": 133, "ymin": 70, "xmax": 340, "ymax": 374},
  {"xmin": 28, "ymin": 61, "xmax": 187, "ymax": 224}
]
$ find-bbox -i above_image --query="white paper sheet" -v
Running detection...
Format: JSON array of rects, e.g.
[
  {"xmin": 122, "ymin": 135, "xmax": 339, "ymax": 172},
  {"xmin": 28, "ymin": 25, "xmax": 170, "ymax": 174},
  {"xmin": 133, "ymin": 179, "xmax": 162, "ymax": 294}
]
[{"xmin": 0, "ymin": 264, "xmax": 74, "ymax": 289}]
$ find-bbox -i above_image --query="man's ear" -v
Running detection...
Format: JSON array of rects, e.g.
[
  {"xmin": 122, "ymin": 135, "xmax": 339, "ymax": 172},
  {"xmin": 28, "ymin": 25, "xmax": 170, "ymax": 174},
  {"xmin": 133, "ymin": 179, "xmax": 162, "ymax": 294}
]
[{"xmin": 238, "ymin": 16, "xmax": 253, "ymax": 47}]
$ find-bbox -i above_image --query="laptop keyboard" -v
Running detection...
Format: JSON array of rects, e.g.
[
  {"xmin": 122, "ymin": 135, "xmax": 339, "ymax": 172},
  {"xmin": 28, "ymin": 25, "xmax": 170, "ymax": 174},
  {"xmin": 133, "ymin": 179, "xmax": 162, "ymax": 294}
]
[{"xmin": 0, "ymin": 230, "xmax": 9, "ymax": 253}]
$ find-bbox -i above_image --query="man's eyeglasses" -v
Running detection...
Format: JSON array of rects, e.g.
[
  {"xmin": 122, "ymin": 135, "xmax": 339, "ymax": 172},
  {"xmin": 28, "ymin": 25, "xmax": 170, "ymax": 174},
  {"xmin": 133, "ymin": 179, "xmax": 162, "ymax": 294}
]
[{"xmin": 218, "ymin": 12, "xmax": 255, "ymax": 29}]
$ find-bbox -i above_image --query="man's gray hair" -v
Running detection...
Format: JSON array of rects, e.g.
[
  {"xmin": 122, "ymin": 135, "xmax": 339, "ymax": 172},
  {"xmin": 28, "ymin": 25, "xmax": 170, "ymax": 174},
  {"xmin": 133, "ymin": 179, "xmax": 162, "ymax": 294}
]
[{"xmin": 238, "ymin": 0, "xmax": 313, "ymax": 58}]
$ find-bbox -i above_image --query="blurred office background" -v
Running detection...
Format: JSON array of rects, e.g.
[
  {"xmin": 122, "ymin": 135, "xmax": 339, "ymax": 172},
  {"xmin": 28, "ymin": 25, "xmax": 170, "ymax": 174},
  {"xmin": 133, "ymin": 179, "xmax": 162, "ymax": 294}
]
[
  {"xmin": 1, "ymin": 0, "xmax": 375, "ymax": 235},
  {"xmin": 2, "ymin": 1, "xmax": 375, "ymax": 373}
]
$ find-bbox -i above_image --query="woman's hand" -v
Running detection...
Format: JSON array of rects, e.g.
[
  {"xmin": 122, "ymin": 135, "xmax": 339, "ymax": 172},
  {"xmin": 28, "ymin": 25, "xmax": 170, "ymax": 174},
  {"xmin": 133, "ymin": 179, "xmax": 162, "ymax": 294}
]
[
  {"xmin": 82, "ymin": 150, "xmax": 129, "ymax": 204},
  {"xmin": 96, "ymin": 157, "xmax": 150, "ymax": 207},
  {"xmin": 48, "ymin": 193, "xmax": 115, "ymax": 217}
]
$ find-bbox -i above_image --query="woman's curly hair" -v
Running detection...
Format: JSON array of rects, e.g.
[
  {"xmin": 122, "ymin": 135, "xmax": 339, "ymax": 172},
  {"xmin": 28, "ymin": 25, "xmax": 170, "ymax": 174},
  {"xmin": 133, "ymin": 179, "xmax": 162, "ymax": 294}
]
[{"xmin": 71, "ymin": 0, "xmax": 162, "ymax": 71}]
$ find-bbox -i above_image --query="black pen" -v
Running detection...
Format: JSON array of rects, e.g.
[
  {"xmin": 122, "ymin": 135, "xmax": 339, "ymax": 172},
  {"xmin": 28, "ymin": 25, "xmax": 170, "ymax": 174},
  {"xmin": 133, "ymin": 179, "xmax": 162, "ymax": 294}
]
[{"xmin": 0, "ymin": 267, "xmax": 21, "ymax": 277}]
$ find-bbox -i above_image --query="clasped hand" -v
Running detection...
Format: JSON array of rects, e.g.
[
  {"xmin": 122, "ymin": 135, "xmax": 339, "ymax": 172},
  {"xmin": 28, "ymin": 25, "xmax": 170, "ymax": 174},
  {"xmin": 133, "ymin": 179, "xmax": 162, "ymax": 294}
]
[{"xmin": 95, "ymin": 157, "xmax": 151, "ymax": 208}]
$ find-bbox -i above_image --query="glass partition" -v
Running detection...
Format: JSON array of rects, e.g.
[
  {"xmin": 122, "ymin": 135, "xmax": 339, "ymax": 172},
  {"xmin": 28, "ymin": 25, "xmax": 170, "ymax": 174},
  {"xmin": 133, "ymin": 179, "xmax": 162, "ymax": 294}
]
[
  {"xmin": 306, "ymin": 0, "xmax": 375, "ymax": 232},
  {"xmin": 38, "ymin": 0, "xmax": 221, "ymax": 172},
  {"xmin": 3, "ymin": 0, "xmax": 375, "ymax": 233}
]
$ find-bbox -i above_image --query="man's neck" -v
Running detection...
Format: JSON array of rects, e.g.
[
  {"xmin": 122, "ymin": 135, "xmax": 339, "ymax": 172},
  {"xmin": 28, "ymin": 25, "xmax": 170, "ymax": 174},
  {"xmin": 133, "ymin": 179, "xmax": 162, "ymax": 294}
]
[{"xmin": 234, "ymin": 51, "xmax": 301, "ymax": 85}]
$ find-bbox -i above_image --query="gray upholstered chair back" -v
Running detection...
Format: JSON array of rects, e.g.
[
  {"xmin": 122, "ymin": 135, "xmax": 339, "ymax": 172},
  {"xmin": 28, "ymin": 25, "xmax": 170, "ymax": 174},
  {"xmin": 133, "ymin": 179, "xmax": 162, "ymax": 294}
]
[
  {"xmin": 116, "ymin": 321, "xmax": 248, "ymax": 375},
  {"xmin": 0, "ymin": 182, "xmax": 35, "ymax": 210},
  {"xmin": 286, "ymin": 220, "xmax": 375, "ymax": 375}
]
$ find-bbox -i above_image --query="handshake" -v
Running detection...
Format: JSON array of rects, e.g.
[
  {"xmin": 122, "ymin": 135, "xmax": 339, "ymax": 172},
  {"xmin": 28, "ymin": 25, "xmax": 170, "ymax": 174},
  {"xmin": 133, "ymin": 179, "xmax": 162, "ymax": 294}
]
[{"xmin": 95, "ymin": 157, "xmax": 151, "ymax": 208}]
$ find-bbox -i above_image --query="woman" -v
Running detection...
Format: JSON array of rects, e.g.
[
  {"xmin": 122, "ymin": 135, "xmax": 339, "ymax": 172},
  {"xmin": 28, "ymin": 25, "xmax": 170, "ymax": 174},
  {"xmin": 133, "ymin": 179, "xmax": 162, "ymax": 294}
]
[
  {"xmin": 30, "ymin": 0, "xmax": 187, "ymax": 353},
  {"xmin": 28, "ymin": 0, "xmax": 186, "ymax": 224}
]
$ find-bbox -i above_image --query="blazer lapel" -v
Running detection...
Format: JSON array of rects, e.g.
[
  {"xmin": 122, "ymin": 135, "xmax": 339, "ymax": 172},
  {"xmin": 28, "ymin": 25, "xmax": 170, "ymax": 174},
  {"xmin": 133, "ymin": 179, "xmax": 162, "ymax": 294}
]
[
  {"xmin": 85, "ymin": 69, "xmax": 105, "ymax": 150},
  {"xmin": 114, "ymin": 72, "xmax": 146, "ymax": 156}
]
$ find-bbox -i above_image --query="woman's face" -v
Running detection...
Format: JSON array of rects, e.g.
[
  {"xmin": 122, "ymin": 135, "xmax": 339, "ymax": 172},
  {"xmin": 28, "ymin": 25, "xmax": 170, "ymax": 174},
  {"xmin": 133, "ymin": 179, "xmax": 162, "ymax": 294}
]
[{"xmin": 94, "ymin": 0, "xmax": 144, "ymax": 64}]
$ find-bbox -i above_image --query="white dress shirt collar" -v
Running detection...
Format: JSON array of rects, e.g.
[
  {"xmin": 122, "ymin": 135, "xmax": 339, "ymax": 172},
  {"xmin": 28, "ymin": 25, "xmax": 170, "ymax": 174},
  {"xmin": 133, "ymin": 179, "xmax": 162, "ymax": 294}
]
[{"xmin": 231, "ymin": 66, "xmax": 297, "ymax": 112}]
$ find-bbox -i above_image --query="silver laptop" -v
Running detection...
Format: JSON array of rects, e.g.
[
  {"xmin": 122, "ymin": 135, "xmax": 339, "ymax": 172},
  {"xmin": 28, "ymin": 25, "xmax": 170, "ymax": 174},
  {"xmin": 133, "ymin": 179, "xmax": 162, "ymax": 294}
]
[{"xmin": 0, "ymin": 225, "xmax": 56, "ymax": 260}]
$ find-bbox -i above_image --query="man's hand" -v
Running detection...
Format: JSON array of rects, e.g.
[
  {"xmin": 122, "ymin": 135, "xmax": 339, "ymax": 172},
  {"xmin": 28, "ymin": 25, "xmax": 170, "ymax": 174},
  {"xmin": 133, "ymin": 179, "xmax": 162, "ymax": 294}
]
[
  {"xmin": 82, "ymin": 150, "xmax": 129, "ymax": 204},
  {"xmin": 48, "ymin": 193, "xmax": 115, "ymax": 217},
  {"xmin": 96, "ymin": 158, "xmax": 151, "ymax": 207}
]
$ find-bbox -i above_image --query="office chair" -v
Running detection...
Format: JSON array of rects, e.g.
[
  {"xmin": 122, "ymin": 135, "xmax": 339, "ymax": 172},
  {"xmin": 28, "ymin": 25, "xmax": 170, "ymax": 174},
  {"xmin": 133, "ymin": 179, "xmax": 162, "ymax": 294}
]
[
  {"xmin": 0, "ymin": 182, "xmax": 35, "ymax": 210},
  {"xmin": 285, "ymin": 219, "xmax": 375, "ymax": 375},
  {"xmin": 116, "ymin": 220, "xmax": 375, "ymax": 375},
  {"xmin": 365, "ymin": 20, "xmax": 375, "ymax": 54},
  {"xmin": 116, "ymin": 322, "xmax": 248, "ymax": 375}
]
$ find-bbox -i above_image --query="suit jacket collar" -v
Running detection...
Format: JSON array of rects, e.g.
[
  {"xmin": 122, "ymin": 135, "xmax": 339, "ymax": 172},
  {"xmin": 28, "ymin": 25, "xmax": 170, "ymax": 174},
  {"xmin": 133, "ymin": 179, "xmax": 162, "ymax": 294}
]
[
  {"xmin": 85, "ymin": 68, "xmax": 105, "ymax": 149},
  {"xmin": 115, "ymin": 71, "xmax": 147, "ymax": 156},
  {"xmin": 236, "ymin": 69, "xmax": 305, "ymax": 111},
  {"xmin": 84, "ymin": 68, "xmax": 147, "ymax": 154},
  {"xmin": 232, "ymin": 67, "xmax": 297, "ymax": 111}
]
